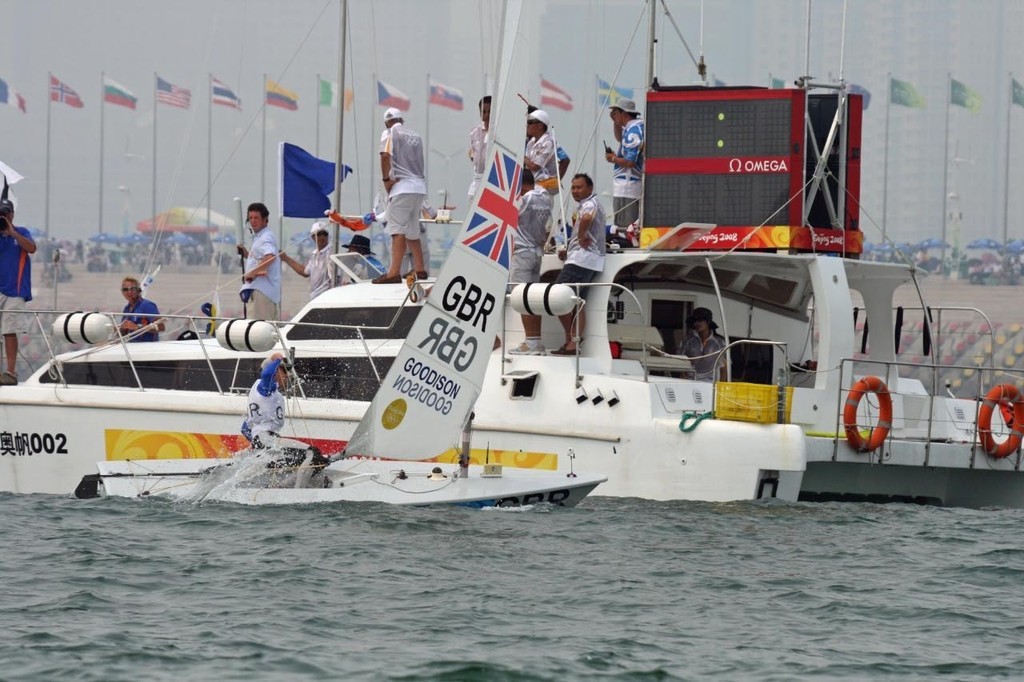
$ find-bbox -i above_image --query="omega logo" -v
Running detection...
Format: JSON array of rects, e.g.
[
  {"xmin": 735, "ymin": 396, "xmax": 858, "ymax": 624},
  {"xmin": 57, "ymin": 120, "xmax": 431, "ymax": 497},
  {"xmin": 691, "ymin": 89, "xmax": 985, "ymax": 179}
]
[{"xmin": 728, "ymin": 158, "xmax": 789, "ymax": 173}]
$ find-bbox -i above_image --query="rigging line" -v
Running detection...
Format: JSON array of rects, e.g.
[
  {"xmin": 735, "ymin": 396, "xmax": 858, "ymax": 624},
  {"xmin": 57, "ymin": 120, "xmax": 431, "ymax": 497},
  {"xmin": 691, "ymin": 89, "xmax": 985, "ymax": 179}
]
[{"xmin": 658, "ymin": 0, "xmax": 703, "ymax": 78}]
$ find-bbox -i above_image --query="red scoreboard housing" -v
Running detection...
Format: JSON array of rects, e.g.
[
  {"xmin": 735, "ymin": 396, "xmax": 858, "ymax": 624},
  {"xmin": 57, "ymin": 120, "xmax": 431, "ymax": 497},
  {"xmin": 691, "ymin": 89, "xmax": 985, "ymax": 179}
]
[{"xmin": 642, "ymin": 87, "xmax": 863, "ymax": 254}]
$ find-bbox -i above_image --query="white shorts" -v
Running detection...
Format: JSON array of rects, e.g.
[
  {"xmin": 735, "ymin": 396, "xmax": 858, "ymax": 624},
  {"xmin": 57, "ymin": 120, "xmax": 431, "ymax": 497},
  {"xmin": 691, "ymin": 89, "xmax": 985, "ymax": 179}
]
[
  {"xmin": 509, "ymin": 248, "xmax": 542, "ymax": 287},
  {"xmin": 385, "ymin": 193, "xmax": 426, "ymax": 238},
  {"xmin": 0, "ymin": 295, "xmax": 26, "ymax": 335}
]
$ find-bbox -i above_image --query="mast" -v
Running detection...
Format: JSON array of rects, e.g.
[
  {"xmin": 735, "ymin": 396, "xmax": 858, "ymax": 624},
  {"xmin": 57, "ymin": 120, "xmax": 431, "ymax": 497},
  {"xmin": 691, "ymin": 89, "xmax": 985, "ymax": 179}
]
[
  {"xmin": 333, "ymin": 0, "xmax": 348, "ymax": 254},
  {"xmin": 98, "ymin": 71, "xmax": 105, "ymax": 234}
]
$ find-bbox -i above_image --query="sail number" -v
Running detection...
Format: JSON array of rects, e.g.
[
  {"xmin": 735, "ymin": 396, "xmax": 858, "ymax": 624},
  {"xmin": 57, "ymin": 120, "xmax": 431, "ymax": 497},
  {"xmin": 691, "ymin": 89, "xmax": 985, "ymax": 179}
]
[
  {"xmin": 0, "ymin": 431, "xmax": 69, "ymax": 456},
  {"xmin": 418, "ymin": 275, "xmax": 496, "ymax": 371}
]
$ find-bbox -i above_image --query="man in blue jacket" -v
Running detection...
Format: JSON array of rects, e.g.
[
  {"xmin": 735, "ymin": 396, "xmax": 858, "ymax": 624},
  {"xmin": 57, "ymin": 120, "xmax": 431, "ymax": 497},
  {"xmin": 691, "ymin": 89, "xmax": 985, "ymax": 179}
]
[{"xmin": 0, "ymin": 197, "xmax": 36, "ymax": 385}]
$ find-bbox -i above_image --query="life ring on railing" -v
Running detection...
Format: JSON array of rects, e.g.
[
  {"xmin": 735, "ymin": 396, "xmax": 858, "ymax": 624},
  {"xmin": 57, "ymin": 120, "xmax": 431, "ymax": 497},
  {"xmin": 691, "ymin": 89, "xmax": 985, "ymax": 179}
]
[
  {"xmin": 843, "ymin": 376, "xmax": 892, "ymax": 453},
  {"xmin": 978, "ymin": 384, "xmax": 1024, "ymax": 459}
]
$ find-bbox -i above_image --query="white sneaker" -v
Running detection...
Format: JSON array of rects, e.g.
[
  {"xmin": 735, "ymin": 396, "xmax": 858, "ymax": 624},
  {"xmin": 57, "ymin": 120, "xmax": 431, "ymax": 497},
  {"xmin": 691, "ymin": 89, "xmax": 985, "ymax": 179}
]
[{"xmin": 508, "ymin": 342, "xmax": 545, "ymax": 356}]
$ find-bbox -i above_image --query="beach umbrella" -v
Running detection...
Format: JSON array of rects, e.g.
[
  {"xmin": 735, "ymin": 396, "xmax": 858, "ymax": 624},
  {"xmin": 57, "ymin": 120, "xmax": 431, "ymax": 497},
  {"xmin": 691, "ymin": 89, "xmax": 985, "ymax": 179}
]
[
  {"xmin": 88, "ymin": 233, "xmax": 120, "ymax": 244},
  {"xmin": 162, "ymin": 233, "xmax": 197, "ymax": 246},
  {"xmin": 862, "ymin": 242, "xmax": 875, "ymax": 254},
  {"xmin": 1005, "ymin": 239, "xmax": 1024, "ymax": 253},
  {"xmin": 917, "ymin": 237, "xmax": 949, "ymax": 250},
  {"xmin": 121, "ymin": 233, "xmax": 152, "ymax": 245},
  {"xmin": 966, "ymin": 237, "xmax": 1002, "ymax": 250},
  {"xmin": 210, "ymin": 233, "xmax": 236, "ymax": 244}
]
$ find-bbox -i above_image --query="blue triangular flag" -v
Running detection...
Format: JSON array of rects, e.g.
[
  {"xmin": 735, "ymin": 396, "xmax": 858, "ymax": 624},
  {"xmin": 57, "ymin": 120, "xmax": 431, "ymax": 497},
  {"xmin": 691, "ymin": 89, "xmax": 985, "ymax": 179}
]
[{"xmin": 278, "ymin": 142, "xmax": 351, "ymax": 218}]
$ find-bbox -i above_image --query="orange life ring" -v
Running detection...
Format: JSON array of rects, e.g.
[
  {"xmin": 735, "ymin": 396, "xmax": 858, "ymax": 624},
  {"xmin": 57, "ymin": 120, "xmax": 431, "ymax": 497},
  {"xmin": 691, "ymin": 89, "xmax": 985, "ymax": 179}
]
[
  {"xmin": 843, "ymin": 376, "xmax": 892, "ymax": 453},
  {"xmin": 978, "ymin": 384, "xmax": 1024, "ymax": 459}
]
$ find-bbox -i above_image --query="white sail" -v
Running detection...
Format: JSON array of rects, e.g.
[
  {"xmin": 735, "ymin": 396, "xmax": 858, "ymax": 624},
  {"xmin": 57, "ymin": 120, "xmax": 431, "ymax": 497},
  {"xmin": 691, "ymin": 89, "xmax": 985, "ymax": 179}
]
[{"xmin": 346, "ymin": 0, "xmax": 530, "ymax": 461}]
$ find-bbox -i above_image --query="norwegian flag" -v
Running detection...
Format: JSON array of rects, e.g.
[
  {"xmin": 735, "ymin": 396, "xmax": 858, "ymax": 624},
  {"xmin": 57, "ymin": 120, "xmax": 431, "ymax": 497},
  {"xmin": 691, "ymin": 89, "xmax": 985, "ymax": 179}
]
[
  {"xmin": 462, "ymin": 149, "xmax": 522, "ymax": 270},
  {"xmin": 50, "ymin": 75, "xmax": 84, "ymax": 108}
]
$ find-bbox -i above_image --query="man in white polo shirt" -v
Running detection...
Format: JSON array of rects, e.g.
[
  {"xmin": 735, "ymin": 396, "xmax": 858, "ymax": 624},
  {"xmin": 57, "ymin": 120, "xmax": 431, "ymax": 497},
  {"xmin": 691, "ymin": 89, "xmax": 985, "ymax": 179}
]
[{"xmin": 374, "ymin": 108, "xmax": 428, "ymax": 283}]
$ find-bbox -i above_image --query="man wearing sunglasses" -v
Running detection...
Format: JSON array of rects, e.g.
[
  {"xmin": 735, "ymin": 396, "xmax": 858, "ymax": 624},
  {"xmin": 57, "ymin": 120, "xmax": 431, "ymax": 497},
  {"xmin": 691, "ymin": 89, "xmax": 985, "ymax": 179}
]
[
  {"xmin": 118, "ymin": 277, "xmax": 165, "ymax": 342},
  {"xmin": 280, "ymin": 222, "xmax": 336, "ymax": 300}
]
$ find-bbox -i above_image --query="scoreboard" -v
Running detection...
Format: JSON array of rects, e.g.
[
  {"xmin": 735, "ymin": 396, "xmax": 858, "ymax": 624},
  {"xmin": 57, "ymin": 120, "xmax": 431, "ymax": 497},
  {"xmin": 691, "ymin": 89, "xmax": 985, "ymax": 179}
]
[{"xmin": 641, "ymin": 87, "xmax": 862, "ymax": 254}]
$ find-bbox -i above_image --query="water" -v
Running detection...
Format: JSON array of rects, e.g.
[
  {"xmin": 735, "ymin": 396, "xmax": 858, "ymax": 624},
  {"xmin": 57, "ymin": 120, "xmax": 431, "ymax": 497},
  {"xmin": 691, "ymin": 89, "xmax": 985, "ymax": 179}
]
[{"xmin": 3, "ymin": 494, "xmax": 1024, "ymax": 681}]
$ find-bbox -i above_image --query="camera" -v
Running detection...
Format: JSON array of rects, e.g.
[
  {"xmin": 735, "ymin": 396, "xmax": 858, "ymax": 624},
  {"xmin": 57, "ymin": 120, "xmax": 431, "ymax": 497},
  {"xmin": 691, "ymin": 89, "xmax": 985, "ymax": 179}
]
[{"xmin": 0, "ymin": 201, "xmax": 13, "ymax": 230}]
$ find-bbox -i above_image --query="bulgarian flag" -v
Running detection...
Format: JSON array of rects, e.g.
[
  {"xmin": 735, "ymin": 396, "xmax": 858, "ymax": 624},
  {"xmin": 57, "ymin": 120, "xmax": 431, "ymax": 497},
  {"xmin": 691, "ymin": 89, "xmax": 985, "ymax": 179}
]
[{"xmin": 103, "ymin": 76, "xmax": 137, "ymax": 110}]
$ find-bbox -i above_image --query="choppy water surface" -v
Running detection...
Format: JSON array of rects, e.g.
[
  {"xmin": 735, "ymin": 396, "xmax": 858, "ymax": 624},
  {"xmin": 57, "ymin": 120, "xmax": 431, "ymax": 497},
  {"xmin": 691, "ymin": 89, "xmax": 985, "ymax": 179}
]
[{"xmin": 3, "ymin": 494, "xmax": 1023, "ymax": 680}]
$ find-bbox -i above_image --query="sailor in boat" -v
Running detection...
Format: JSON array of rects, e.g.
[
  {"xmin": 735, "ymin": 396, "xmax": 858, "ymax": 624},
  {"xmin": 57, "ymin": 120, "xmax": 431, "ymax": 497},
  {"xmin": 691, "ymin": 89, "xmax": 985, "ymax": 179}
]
[
  {"xmin": 374, "ymin": 108, "xmax": 428, "ymax": 283},
  {"xmin": 241, "ymin": 353, "xmax": 330, "ymax": 481},
  {"xmin": 682, "ymin": 307, "xmax": 727, "ymax": 382},
  {"xmin": 468, "ymin": 95, "xmax": 491, "ymax": 198},
  {"xmin": 118, "ymin": 276, "xmax": 166, "ymax": 342},
  {"xmin": 341, "ymin": 234, "xmax": 384, "ymax": 284},
  {"xmin": 605, "ymin": 98, "xmax": 644, "ymax": 232}
]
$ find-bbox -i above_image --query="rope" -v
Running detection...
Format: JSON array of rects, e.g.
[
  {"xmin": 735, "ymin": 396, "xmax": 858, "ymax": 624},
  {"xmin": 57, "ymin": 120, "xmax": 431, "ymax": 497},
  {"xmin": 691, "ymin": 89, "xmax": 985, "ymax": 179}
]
[{"xmin": 679, "ymin": 410, "xmax": 713, "ymax": 433}]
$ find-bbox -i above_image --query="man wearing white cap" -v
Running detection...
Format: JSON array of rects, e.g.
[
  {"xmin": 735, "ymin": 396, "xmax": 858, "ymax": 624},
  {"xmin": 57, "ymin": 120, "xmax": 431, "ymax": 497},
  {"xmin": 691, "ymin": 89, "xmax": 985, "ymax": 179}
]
[
  {"xmin": 606, "ymin": 98, "xmax": 645, "ymax": 229},
  {"xmin": 374, "ymin": 107, "xmax": 428, "ymax": 283},
  {"xmin": 525, "ymin": 109, "xmax": 558, "ymax": 194},
  {"xmin": 279, "ymin": 222, "xmax": 335, "ymax": 300}
]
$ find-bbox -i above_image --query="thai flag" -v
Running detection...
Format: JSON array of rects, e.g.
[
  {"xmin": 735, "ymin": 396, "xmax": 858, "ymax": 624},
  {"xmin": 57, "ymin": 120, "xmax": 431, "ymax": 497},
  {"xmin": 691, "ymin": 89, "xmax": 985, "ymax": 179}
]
[
  {"xmin": 429, "ymin": 79, "xmax": 463, "ymax": 110},
  {"xmin": 377, "ymin": 79, "xmax": 410, "ymax": 111},
  {"xmin": 212, "ymin": 77, "xmax": 241, "ymax": 110},
  {"xmin": 50, "ymin": 75, "xmax": 84, "ymax": 108},
  {"xmin": 462, "ymin": 148, "xmax": 522, "ymax": 270},
  {"xmin": 540, "ymin": 77, "xmax": 573, "ymax": 111}
]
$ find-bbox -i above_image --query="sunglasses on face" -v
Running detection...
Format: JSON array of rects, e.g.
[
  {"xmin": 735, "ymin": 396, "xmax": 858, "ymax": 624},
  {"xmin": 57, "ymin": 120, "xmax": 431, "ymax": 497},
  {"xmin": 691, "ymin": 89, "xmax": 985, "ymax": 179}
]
[
  {"xmin": 121, "ymin": 287, "xmax": 139, "ymax": 292},
  {"xmin": 315, "ymin": 231, "xmax": 329, "ymax": 237}
]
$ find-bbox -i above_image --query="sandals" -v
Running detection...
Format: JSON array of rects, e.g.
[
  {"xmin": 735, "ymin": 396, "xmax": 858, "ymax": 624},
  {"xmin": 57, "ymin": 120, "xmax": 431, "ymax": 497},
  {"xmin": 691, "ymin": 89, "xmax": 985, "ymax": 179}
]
[
  {"xmin": 372, "ymin": 274, "xmax": 402, "ymax": 284},
  {"xmin": 550, "ymin": 343, "xmax": 579, "ymax": 356},
  {"xmin": 403, "ymin": 270, "xmax": 430, "ymax": 279}
]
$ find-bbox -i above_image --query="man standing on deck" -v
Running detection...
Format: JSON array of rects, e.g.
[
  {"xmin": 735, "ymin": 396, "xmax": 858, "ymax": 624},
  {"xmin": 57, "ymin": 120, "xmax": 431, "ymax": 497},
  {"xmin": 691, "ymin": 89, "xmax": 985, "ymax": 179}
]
[
  {"xmin": 279, "ymin": 222, "xmax": 336, "ymax": 300},
  {"xmin": 0, "ymin": 197, "xmax": 35, "ymax": 385},
  {"xmin": 236, "ymin": 202, "xmax": 281, "ymax": 320},
  {"xmin": 606, "ymin": 99, "xmax": 644, "ymax": 230},
  {"xmin": 374, "ymin": 108, "xmax": 428, "ymax": 283},
  {"xmin": 508, "ymin": 170, "xmax": 553, "ymax": 355},
  {"xmin": 468, "ymin": 96, "xmax": 491, "ymax": 198}
]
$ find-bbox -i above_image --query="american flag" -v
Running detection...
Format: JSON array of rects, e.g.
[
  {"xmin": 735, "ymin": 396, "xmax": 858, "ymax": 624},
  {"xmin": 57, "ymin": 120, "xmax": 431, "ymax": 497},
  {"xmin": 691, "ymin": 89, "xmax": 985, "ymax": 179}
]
[
  {"xmin": 156, "ymin": 77, "xmax": 191, "ymax": 109},
  {"xmin": 462, "ymin": 148, "xmax": 522, "ymax": 270}
]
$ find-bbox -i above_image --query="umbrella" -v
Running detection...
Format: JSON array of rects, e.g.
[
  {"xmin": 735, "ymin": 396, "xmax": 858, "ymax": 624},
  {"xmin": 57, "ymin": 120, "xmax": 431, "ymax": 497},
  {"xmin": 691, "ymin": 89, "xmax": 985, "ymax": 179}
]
[
  {"xmin": 917, "ymin": 237, "xmax": 950, "ymax": 250},
  {"xmin": 88, "ymin": 233, "xmax": 120, "ymax": 244},
  {"xmin": 161, "ymin": 233, "xmax": 197, "ymax": 246},
  {"xmin": 862, "ymin": 242, "xmax": 875, "ymax": 254},
  {"xmin": 1005, "ymin": 239, "xmax": 1024, "ymax": 253},
  {"xmin": 210, "ymin": 233, "xmax": 236, "ymax": 244},
  {"xmin": 121, "ymin": 233, "xmax": 152, "ymax": 245},
  {"xmin": 966, "ymin": 237, "xmax": 1002, "ymax": 250}
]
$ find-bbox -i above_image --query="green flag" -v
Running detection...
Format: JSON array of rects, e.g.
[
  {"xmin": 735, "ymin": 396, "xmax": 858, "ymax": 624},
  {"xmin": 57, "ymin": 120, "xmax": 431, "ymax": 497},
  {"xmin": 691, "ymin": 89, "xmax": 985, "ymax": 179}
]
[
  {"xmin": 890, "ymin": 77, "xmax": 926, "ymax": 109},
  {"xmin": 318, "ymin": 77, "xmax": 337, "ymax": 107},
  {"xmin": 950, "ymin": 78, "xmax": 982, "ymax": 112},
  {"xmin": 1012, "ymin": 78, "xmax": 1024, "ymax": 108},
  {"xmin": 770, "ymin": 76, "xmax": 786, "ymax": 89}
]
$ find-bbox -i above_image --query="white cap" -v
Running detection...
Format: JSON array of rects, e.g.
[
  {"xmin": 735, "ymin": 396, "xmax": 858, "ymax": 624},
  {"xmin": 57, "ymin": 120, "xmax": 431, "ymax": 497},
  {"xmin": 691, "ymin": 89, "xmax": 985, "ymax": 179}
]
[
  {"xmin": 309, "ymin": 221, "xmax": 328, "ymax": 236},
  {"xmin": 527, "ymin": 109, "xmax": 551, "ymax": 128},
  {"xmin": 383, "ymin": 107, "xmax": 403, "ymax": 123}
]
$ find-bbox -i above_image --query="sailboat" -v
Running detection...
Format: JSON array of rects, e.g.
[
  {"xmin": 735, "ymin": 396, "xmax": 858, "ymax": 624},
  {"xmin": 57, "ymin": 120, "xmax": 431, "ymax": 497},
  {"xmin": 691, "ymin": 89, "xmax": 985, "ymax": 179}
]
[{"xmin": 95, "ymin": 0, "xmax": 606, "ymax": 507}]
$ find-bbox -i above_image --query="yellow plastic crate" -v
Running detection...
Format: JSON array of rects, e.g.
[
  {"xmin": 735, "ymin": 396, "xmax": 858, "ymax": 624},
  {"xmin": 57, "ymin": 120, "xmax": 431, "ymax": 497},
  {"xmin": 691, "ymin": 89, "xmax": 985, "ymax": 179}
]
[{"xmin": 714, "ymin": 382, "xmax": 793, "ymax": 424}]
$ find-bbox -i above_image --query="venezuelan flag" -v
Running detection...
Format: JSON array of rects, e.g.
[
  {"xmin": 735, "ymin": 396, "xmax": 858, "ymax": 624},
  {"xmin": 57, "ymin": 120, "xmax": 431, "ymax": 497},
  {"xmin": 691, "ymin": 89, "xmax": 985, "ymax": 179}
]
[{"xmin": 266, "ymin": 80, "xmax": 298, "ymax": 111}]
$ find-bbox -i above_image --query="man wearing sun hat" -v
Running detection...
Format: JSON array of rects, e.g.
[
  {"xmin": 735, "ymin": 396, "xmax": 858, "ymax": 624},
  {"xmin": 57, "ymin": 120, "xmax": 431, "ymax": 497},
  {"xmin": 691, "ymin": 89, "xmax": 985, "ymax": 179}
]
[
  {"xmin": 606, "ymin": 98, "xmax": 645, "ymax": 229},
  {"xmin": 342, "ymin": 233, "xmax": 385, "ymax": 283},
  {"xmin": 375, "ymin": 107, "xmax": 428, "ymax": 283},
  {"xmin": 279, "ymin": 221, "xmax": 336, "ymax": 299},
  {"xmin": 525, "ymin": 109, "xmax": 559, "ymax": 194},
  {"xmin": 682, "ymin": 306, "xmax": 727, "ymax": 382}
]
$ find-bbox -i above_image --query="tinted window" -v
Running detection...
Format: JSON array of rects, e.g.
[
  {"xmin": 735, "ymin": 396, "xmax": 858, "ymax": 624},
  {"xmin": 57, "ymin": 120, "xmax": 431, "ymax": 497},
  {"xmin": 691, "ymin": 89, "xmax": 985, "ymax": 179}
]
[{"xmin": 287, "ymin": 306, "xmax": 419, "ymax": 340}]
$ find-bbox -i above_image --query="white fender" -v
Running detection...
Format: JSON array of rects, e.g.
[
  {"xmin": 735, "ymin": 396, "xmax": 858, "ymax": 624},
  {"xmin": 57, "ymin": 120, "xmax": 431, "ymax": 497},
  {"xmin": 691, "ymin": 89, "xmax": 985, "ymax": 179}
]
[
  {"xmin": 215, "ymin": 318, "xmax": 278, "ymax": 353},
  {"xmin": 52, "ymin": 312, "xmax": 114, "ymax": 345},
  {"xmin": 508, "ymin": 283, "xmax": 579, "ymax": 316}
]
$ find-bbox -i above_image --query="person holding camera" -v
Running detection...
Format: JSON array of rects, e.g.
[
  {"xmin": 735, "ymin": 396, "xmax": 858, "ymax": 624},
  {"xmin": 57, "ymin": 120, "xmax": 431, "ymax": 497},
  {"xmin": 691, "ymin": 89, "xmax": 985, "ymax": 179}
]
[{"xmin": 0, "ymin": 198, "xmax": 36, "ymax": 385}]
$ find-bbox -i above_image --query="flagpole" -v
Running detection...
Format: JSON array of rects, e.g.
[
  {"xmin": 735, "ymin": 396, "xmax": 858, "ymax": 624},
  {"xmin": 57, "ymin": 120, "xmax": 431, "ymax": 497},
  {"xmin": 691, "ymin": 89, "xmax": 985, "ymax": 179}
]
[
  {"xmin": 425, "ymin": 72, "xmax": 431, "ymax": 198},
  {"xmin": 315, "ymin": 72, "xmax": 321, "ymax": 158},
  {"xmin": 334, "ymin": 0, "xmax": 347, "ymax": 215},
  {"xmin": 261, "ymin": 73, "xmax": 267, "ymax": 200},
  {"xmin": 45, "ymin": 72, "xmax": 52, "ymax": 236},
  {"xmin": 940, "ymin": 72, "xmax": 951, "ymax": 277},
  {"xmin": 99, "ymin": 71, "xmax": 105, "ymax": 234},
  {"xmin": 152, "ymin": 72, "xmax": 158, "ymax": 233},
  {"xmin": 370, "ymin": 70, "xmax": 377, "ymax": 211},
  {"xmin": 882, "ymin": 73, "xmax": 891, "ymax": 243},
  {"xmin": 1003, "ymin": 72, "xmax": 1013, "ymax": 248},
  {"xmin": 207, "ymin": 73, "xmax": 212, "ymax": 233}
]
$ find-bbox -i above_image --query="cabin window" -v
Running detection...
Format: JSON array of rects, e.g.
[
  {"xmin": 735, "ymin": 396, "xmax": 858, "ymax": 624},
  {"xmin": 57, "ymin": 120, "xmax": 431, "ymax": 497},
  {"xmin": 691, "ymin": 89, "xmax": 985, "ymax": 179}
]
[
  {"xmin": 287, "ymin": 306, "xmax": 419, "ymax": 341},
  {"xmin": 504, "ymin": 370, "xmax": 539, "ymax": 400}
]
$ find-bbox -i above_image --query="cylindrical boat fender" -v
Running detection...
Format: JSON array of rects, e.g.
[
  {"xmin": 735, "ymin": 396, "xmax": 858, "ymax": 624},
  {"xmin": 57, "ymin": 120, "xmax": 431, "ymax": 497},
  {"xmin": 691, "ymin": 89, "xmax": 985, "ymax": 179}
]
[
  {"xmin": 52, "ymin": 312, "xmax": 114, "ymax": 345},
  {"xmin": 215, "ymin": 318, "xmax": 278, "ymax": 353},
  {"xmin": 508, "ymin": 283, "xmax": 579, "ymax": 317}
]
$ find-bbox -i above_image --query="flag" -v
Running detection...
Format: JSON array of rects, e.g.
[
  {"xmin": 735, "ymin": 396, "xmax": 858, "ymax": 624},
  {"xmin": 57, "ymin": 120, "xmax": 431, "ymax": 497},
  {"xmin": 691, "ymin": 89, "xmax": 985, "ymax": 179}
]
[
  {"xmin": 462, "ymin": 148, "xmax": 521, "ymax": 269},
  {"xmin": 429, "ymin": 79, "xmax": 464, "ymax": 110},
  {"xmin": 596, "ymin": 76, "xmax": 633, "ymax": 109},
  {"xmin": 102, "ymin": 76, "xmax": 137, "ymax": 110},
  {"xmin": 266, "ymin": 80, "xmax": 298, "ymax": 111},
  {"xmin": 770, "ymin": 76, "xmax": 787, "ymax": 89},
  {"xmin": 1014, "ymin": 78, "xmax": 1024, "ymax": 109},
  {"xmin": 0, "ymin": 77, "xmax": 26, "ymax": 113},
  {"xmin": 156, "ymin": 77, "xmax": 191, "ymax": 108},
  {"xmin": 318, "ymin": 77, "xmax": 353, "ymax": 110},
  {"xmin": 890, "ymin": 77, "xmax": 926, "ymax": 109},
  {"xmin": 848, "ymin": 82, "xmax": 871, "ymax": 110},
  {"xmin": 279, "ymin": 142, "xmax": 351, "ymax": 218},
  {"xmin": 0, "ymin": 160, "xmax": 24, "ymax": 185},
  {"xmin": 540, "ymin": 77, "xmax": 573, "ymax": 111},
  {"xmin": 50, "ymin": 75, "xmax": 84, "ymax": 108},
  {"xmin": 211, "ymin": 77, "xmax": 241, "ymax": 109},
  {"xmin": 950, "ymin": 78, "xmax": 982, "ymax": 113},
  {"xmin": 377, "ymin": 79, "xmax": 410, "ymax": 111}
]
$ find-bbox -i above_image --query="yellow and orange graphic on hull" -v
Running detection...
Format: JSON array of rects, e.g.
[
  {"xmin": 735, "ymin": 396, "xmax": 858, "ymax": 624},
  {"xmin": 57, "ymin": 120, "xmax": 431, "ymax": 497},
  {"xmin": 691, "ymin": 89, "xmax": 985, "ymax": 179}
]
[{"xmin": 104, "ymin": 430, "xmax": 348, "ymax": 461}]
